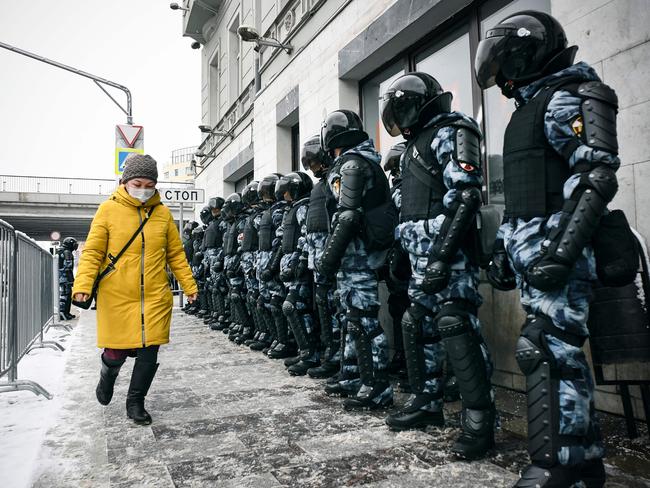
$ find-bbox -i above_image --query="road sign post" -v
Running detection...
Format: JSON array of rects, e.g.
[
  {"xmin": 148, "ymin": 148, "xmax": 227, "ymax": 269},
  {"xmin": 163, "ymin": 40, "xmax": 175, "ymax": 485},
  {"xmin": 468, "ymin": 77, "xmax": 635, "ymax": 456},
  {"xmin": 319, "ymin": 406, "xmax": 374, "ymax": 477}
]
[
  {"xmin": 115, "ymin": 124, "xmax": 144, "ymax": 177},
  {"xmin": 159, "ymin": 188, "xmax": 205, "ymax": 308}
]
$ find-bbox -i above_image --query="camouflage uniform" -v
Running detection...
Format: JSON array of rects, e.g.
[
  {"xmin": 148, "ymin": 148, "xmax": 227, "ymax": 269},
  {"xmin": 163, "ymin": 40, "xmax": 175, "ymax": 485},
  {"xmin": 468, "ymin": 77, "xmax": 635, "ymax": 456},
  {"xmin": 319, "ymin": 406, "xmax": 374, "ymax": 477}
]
[
  {"xmin": 257, "ymin": 201, "xmax": 289, "ymax": 346},
  {"xmin": 327, "ymin": 140, "xmax": 392, "ymax": 402},
  {"xmin": 280, "ymin": 200, "xmax": 318, "ymax": 364},
  {"xmin": 225, "ymin": 214, "xmax": 248, "ymax": 333},
  {"xmin": 209, "ymin": 217, "xmax": 230, "ymax": 326},
  {"xmin": 397, "ymin": 112, "xmax": 493, "ymax": 414},
  {"xmin": 500, "ymin": 62, "xmax": 613, "ymax": 465},
  {"xmin": 58, "ymin": 247, "xmax": 75, "ymax": 317},
  {"xmin": 241, "ymin": 207, "xmax": 265, "ymax": 340}
]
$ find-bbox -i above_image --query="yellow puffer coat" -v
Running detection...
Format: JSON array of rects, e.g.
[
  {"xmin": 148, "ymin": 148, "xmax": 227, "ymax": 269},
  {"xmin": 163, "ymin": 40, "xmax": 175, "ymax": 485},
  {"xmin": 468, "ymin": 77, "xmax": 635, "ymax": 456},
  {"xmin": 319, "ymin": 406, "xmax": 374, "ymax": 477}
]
[{"xmin": 73, "ymin": 186, "xmax": 198, "ymax": 349}]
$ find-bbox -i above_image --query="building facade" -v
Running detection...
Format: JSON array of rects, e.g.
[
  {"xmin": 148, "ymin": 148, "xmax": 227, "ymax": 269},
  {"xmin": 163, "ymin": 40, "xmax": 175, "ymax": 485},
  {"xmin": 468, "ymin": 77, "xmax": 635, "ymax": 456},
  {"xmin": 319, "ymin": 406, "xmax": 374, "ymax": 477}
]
[
  {"xmin": 180, "ymin": 0, "xmax": 650, "ymax": 419},
  {"xmin": 162, "ymin": 146, "xmax": 197, "ymax": 183}
]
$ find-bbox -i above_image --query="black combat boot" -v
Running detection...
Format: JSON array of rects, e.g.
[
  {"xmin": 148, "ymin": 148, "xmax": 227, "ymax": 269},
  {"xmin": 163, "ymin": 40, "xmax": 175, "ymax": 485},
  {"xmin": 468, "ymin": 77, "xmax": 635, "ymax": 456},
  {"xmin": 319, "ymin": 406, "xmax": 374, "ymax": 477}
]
[
  {"xmin": 385, "ymin": 393, "xmax": 445, "ymax": 431},
  {"xmin": 126, "ymin": 361, "xmax": 159, "ymax": 425},
  {"xmin": 451, "ymin": 406, "xmax": 495, "ymax": 460},
  {"xmin": 95, "ymin": 357, "xmax": 122, "ymax": 406},
  {"xmin": 307, "ymin": 361, "xmax": 339, "ymax": 379}
]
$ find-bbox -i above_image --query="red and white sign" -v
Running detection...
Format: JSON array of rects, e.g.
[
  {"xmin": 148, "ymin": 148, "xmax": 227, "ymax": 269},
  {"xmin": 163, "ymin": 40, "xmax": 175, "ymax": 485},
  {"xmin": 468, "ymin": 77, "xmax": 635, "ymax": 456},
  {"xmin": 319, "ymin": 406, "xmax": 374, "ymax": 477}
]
[{"xmin": 116, "ymin": 124, "xmax": 143, "ymax": 148}]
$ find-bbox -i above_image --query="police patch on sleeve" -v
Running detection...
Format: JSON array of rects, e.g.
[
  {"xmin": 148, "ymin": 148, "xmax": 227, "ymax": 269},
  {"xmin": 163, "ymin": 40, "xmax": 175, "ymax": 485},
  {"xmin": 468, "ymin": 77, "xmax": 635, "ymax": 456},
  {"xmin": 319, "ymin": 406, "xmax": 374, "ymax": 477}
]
[
  {"xmin": 458, "ymin": 161, "xmax": 477, "ymax": 173},
  {"xmin": 571, "ymin": 115, "xmax": 584, "ymax": 137}
]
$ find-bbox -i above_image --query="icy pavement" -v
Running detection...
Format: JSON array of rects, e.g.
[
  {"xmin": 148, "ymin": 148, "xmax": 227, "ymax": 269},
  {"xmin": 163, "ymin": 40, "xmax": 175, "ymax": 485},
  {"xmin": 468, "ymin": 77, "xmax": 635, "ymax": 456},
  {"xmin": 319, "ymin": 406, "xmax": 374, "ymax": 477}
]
[{"xmin": 3, "ymin": 309, "xmax": 649, "ymax": 487}]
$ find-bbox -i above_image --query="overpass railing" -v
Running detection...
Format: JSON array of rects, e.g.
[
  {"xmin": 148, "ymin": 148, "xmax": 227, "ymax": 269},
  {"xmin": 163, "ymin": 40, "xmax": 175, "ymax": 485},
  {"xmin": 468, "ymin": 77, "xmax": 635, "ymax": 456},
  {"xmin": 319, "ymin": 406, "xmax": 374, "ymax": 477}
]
[
  {"xmin": 0, "ymin": 175, "xmax": 194, "ymax": 195},
  {"xmin": 0, "ymin": 219, "xmax": 64, "ymax": 399}
]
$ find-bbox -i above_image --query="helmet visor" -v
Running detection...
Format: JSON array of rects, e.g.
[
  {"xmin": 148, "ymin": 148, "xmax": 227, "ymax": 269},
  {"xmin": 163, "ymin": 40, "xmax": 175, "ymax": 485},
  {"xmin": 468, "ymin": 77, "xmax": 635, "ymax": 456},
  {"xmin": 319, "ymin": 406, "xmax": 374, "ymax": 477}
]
[
  {"xmin": 258, "ymin": 179, "xmax": 276, "ymax": 201},
  {"xmin": 474, "ymin": 35, "xmax": 506, "ymax": 89},
  {"xmin": 381, "ymin": 91, "xmax": 423, "ymax": 137}
]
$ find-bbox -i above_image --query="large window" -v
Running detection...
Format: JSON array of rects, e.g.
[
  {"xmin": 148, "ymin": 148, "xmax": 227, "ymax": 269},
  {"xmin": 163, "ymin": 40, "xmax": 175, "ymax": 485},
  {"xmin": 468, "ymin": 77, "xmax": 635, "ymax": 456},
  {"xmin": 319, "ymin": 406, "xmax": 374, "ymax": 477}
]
[
  {"xmin": 235, "ymin": 171, "xmax": 254, "ymax": 193},
  {"xmin": 359, "ymin": 0, "xmax": 551, "ymax": 203},
  {"xmin": 480, "ymin": 0, "xmax": 551, "ymax": 204}
]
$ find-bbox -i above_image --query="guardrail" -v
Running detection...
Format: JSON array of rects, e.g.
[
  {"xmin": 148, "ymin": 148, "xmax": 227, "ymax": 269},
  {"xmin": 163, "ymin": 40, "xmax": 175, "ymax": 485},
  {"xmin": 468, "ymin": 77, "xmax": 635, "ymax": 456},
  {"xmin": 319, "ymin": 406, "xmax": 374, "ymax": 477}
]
[
  {"xmin": 0, "ymin": 175, "xmax": 194, "ymax": 195},
  {"xmin": 0, "ymin": 219, "xmax": 65, "ymax": 399}
]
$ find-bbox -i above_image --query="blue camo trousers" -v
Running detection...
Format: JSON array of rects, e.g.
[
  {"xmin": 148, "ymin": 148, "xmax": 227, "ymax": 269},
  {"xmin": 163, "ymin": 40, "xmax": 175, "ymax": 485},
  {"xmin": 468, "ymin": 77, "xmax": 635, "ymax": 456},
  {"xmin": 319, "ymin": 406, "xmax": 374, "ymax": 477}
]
[
  {"xmin": 502, "ymin": 218, "xmax": 604, "ymax": 465},
  {"xmin": 336, "ymin": 238, "xmax": 392, "ymax": 400},
  {"xmin": 399, "ymin": 219, "xmax": 491, "ymax": 413}
]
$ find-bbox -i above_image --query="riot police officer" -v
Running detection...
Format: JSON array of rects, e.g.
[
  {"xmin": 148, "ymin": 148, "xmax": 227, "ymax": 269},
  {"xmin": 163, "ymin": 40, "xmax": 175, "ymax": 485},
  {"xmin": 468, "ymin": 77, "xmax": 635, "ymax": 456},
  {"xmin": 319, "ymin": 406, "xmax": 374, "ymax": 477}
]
[
  {"xmin": 380, "ymin": 72, "xmax": 495, "ymax": 459},
  {"xmin": 187, "ymin": 225, "xmax": 206, "ymax": 316},
  {"xmin": 277, "ymin": 172, "xmax": 317, "ymax": 376},
  {"xmin": 196, "ymin": 206, "xmax": 214, "ymax": 318},
  {"xmin": 182, "ymin": 221, "xmax": 199, "ymax": 313},
  {"xmin": 475, "ymin": 10, "xmax": 614, "ymax": 486},
  {"xmin": 240, "ymin": 182, "xmax": 265, "ymax": 346},
  {"xmin": 251, "ymin": 174, "xmax": 286, "ymax": 351},
  {"xmin": 318, "ymin": 110, "xmax": 396, "ymax": 410},
  {"xmin": 203, "ymin": 197, "xmax": 226, "ymax": 327},
  {"xmin": 222, "ymin": 193, "xmax": 250, "ymax": 341},
  {"xmin": 302, "ymin": 135, "xmax": 341, "ymax": 379},
  {"xmin": 380, "ymin": 143, "xmax": 411, "ymax": 382},
  {"xmin": 58, "ymin": 237, "xmax": 78, "ymax": 320}
]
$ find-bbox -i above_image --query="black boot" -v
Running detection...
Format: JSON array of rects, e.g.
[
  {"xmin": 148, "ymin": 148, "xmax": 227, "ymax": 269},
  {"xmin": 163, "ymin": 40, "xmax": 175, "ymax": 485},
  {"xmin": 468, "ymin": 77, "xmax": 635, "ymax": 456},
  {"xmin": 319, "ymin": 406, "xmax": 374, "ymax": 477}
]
[
  {"xmin": 126, "ymin": 361, "xmax": 159, "ymax": 425},
  {"xmin": 385, "ymin": 393, "xmax": 445, "ymax": 431},
  {"xmin": 579, "ymin": 459, "xmax": 606, "ymax": 488},
  {"xmin": 515, "ymin": 464, "xmax": 580, "ymax": 488},
  {"xmin": 343, "ymin": 380, "xmax": 393, "ymax": 410},
  {"xmin": 451, "ymin": 407, "xmax": 495, "ymax": 460},
  {"xmin": 96, "ymin": 357, "xmax": 122, "ymax": 406},
  {"xmin": 307, "ymin": 361, "xmax": 339, "ymax": 379}
]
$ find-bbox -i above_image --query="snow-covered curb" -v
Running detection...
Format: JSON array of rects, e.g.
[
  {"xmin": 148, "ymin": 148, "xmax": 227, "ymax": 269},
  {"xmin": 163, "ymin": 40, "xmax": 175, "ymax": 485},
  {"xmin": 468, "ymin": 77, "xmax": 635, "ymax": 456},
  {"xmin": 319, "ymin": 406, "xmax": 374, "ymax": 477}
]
[{"xmin": 0, "ymin": 321, "xmax": 74, "ymax": 488}]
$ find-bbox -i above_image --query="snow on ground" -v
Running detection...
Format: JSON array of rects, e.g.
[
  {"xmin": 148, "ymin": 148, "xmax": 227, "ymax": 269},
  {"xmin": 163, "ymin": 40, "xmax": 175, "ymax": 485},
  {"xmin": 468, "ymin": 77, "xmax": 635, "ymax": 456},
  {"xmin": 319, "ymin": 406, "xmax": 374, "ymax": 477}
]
[{"xmin": 0, "ymin": 321, "xmax": 74, "ymax": 488}]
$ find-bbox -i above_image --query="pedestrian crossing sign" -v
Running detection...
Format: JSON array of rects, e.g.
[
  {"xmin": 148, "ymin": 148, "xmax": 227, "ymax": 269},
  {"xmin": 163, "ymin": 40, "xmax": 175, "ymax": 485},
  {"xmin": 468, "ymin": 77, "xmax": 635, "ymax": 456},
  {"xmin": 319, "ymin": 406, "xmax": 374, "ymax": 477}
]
[{"xmin": 115, "ymin": 147, "xmax": 145, "ymax": 176}]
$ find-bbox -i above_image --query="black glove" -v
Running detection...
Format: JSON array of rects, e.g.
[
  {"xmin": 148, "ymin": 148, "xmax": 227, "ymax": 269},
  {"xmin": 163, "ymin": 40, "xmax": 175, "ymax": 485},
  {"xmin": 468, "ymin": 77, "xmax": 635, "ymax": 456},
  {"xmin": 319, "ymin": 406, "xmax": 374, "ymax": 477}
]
[
  {"xmin": 279, "ymin": 264, "xmax": 295, "ymax": 283},
  {"xmin": 317, "ymin": 258, "xmax": 337, "ymax": 280},
  {"xmin": 526, "ymin": 247, "xmax": 572, "ymax": 291},
  {"xmin": 487, "ymin": 239, "xmax": 516, "ymax": 291},
  {"xmin": 295, "ymin": 255, "xmax": 309, "ymax": 280},
  {"xmin": 260, "ymin": 268, "xmax": 273, "ymax": 281},
  {"xmin": 421, "ymin": 259, "xmax": 451, "ymax": 294}
]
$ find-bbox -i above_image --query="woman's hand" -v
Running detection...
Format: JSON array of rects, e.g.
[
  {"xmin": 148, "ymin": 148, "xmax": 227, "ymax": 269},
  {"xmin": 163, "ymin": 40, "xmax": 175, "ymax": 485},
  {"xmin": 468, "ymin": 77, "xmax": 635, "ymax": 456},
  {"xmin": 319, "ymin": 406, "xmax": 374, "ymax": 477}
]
[
  {"xmin": 74, "ymin": 293, "xmax": 90, "ymax": 302},
  {"xmin": 187, "ymin": 293, "xmax": 198, "ymax": 303}
]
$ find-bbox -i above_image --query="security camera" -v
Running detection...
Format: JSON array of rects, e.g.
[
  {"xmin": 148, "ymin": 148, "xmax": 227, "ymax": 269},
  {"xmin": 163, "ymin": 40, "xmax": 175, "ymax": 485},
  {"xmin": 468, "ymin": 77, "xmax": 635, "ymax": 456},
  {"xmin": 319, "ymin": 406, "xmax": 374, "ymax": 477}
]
[
  {"xmin": 195, "ymin": 151, "xmax": 206, "ymax": 158},
  {"xmin": 198, "ymin": 125, "xmax": 212, "ymax": 133},
  {"xmin": 191, "ymin": 41, "xmax": 201, "ymax": 50},
  {"xmin": 170, "ymin": 2, "xmax": 180, "ymax": 9},
  {"xmin": 238, "ymin": 25, "xmax": 260, "ymax": 42}
]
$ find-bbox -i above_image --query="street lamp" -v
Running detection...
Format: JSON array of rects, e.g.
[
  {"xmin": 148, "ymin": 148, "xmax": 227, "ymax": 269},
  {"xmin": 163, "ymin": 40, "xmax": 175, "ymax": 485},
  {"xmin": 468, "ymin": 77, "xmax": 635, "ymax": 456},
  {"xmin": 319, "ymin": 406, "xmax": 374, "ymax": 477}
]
[
  {"xmin": 169, "ymin": 2, "xmax": 190, "ymax": 12},
  {"xmin": 237, "ymin": 25, "xmax": 293, "ymax": 54},
  {"xmin": 198, "ymin": 125, "xmax": 234, "ymax": 139}
]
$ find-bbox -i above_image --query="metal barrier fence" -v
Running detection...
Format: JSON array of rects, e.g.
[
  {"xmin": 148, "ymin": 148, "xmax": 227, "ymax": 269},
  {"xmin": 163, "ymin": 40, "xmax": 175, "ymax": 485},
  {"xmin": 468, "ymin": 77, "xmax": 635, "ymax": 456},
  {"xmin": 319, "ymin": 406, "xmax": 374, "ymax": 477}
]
[{"xmin": 0, "ymin": 219, "xmax": 64, "ymax": 399}]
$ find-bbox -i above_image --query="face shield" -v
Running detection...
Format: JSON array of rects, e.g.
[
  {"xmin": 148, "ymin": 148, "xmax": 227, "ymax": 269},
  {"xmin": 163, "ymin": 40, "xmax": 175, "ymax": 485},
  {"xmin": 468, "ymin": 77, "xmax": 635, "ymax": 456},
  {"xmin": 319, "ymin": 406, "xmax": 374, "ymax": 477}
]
[{"xmin": 381, "ymin": 89, "xmax": 424, "ymax": 137}]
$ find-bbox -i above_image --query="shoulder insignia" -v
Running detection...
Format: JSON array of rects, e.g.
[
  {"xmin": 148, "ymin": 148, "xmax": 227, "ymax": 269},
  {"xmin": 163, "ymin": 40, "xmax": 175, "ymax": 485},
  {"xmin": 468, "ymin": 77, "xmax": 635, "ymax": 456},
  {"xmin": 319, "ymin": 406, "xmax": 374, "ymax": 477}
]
[
  {"xmin": 459, "ymin": 161, "xmax": 477, "ymax": 172},
  {"xmin": 571, "ymin": 115, "xmax": 584, "ymax": 137}
]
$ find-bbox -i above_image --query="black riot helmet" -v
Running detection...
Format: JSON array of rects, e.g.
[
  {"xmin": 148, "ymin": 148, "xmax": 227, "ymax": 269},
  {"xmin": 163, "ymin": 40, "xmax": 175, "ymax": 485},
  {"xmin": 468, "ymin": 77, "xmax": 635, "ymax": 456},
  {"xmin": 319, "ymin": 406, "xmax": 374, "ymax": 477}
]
[
  {"xmin": 258, "ymin": 173, "xmax": 282, "ymax": 202},
  {"xmin": 191, "ymin": 226, "xmax": 204, "ymax": 239},
  {"xmin": 62, "ymin": 237, "xmax": 78, "ymax": 251},
  {"xmin": 301, "ymin": 134, "xmax": 332, "ymax": 178},
  {"xmin": 208, "ymin": 197, "xmax": 224, "ymax": 210},
  {"xmin": 320, "ymin": 110, "xmax": 368, "ymax": 153},
  {"xmin": 381, "ymin": 72, "xmax": 452, "ymax": 139},
  {"xmin": 199, "ymin": 206, "xmax": 212, "ymax": 225},
  {"xmin": 183, "ymin": 220, "xmax": 198, "ymax": 236},
  {"xmin": 474, "ymin": 10, "xmax": 577, "ymax": 98},
  {"xmin": 241, "ymin": 181, "xmax": 261, "ymax": 206},
  {"xmin": 382, "ymin": 142, "xmax": 406, "ymax": 177},
  {"xmin": 208, "ymin": 196, "xmax": 224, "ymax": 217},
  {"xmin": 275, "ymin": 172, "xmax": 314, "ymax": 202},
  {"xmin": 222, "ymin": 192, "xmax": 244, "ymax": 219}
]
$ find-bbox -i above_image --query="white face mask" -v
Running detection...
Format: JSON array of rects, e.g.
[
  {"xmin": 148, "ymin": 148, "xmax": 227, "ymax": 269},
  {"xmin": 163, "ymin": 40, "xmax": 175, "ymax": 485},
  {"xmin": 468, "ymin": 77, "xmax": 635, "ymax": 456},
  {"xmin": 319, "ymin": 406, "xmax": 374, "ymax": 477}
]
[{"xmin": 127, "ymin": 187, "xmax": 155, "ymax": 203}]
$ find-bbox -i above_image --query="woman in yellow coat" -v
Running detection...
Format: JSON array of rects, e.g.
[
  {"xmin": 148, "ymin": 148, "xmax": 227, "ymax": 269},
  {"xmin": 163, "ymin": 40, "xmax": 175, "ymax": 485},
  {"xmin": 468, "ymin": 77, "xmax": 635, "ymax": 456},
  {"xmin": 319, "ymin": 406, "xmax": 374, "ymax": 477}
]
[{"xmin": 73, "ymin": 154, "xmax": 198, "ymax": 425}]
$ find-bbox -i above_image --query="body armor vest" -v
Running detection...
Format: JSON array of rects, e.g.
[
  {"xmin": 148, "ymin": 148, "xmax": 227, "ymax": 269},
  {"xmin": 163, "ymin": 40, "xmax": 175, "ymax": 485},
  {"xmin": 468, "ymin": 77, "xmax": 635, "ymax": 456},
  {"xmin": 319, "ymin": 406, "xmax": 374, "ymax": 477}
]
[
  {"xmin": 400, "ymin": 123, "xmax": 452, "ymax": 223},
  {"xmin": 306, "ymin": 178, "xmax": 337, "ymax": 233},
  {"xmin": 223, "ymin": 221, "xmax": 239, "ymax": 256},
  {"xmin": 203, "ymin": 219, "xmax": 223, "ymax": 249},
  {"xmin": 503, "ymin": 78, "xmax": 580, "ymax": 220},
  {"xmin": 282, "ymin": 199, "xmax": 309, "ymax": 253},
  {"xmin": 258, "ymin": 209, "xmax": 273, "ymax": 251},
  {"xmin": 240, "ymin": 212, "xmax": 259, "ymax": 252}
]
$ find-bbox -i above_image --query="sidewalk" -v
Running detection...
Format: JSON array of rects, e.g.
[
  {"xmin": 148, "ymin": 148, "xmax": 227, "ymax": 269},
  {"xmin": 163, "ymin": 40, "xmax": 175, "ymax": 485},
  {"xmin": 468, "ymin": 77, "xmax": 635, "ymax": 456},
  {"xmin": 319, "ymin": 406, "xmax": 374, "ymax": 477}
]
[{"xmin": 14, "ymin": 309, "xmax": 650, "ymax": 487}]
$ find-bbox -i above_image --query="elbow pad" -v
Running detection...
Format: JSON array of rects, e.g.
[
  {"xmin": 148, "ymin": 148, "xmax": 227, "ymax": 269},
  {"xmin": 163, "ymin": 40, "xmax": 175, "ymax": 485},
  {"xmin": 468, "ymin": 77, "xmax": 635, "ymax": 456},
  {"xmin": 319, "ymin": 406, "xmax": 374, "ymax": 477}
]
[
  {"xmin": 318, "ymin": 209, "xmax": 361, "ymax": 277},
  {"xmin": 432, "ymin": 186, "xmax": 482, "ymax": 262},
  {"xmin": 546, "ymin": 165, "xmax": 618, "ymax": 266},
  {"xmin": 339, "ymin": 159, "xmax": 366, "ymax": 210}
]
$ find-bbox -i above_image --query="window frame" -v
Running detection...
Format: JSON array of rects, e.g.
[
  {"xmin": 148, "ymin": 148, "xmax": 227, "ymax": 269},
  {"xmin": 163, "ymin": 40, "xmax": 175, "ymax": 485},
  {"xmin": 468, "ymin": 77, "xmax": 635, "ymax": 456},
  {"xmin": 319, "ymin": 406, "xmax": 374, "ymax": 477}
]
[{"xmin": 357, "ymin": 0, "xmax": 532, "ymax": 203}]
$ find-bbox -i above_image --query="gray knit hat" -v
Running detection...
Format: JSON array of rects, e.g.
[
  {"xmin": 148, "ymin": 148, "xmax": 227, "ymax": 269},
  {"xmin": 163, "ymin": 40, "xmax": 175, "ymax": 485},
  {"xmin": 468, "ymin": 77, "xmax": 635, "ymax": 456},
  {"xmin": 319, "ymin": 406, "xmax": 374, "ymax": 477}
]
[{"xmin": 121, "ymin": 154, "xmax": 158, "ymax": 183}]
